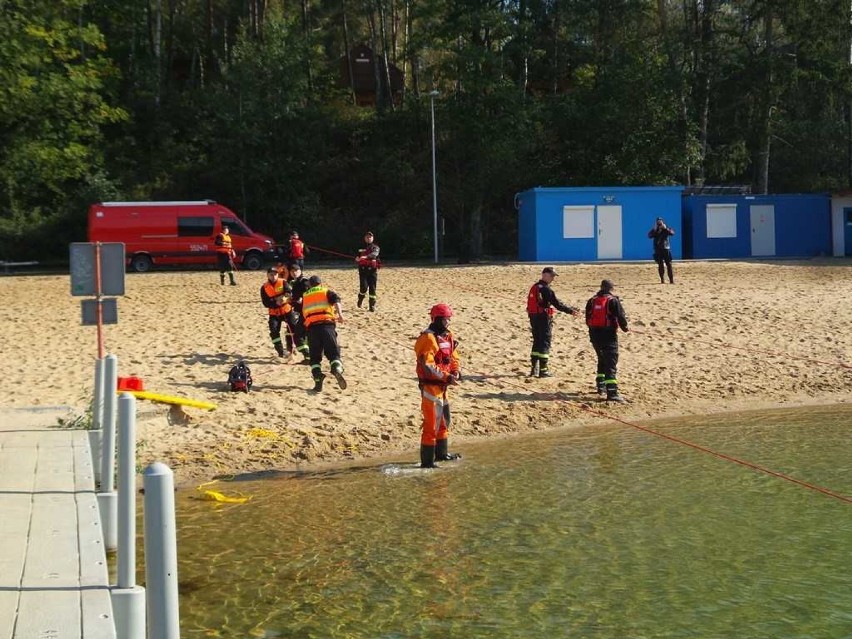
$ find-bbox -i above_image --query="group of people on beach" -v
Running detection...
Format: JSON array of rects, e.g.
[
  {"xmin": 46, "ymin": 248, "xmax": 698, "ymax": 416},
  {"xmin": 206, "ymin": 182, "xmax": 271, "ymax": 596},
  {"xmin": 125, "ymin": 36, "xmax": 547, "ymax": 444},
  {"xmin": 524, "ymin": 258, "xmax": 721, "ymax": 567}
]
[{"xmin": 242, "ymin": 219, "xmax": 675, "ymax": 467}]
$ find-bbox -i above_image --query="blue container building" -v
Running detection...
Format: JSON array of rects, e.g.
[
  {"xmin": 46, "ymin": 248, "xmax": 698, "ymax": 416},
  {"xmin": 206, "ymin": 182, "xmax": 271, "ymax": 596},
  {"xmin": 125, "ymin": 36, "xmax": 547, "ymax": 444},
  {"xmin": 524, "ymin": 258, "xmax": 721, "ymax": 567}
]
[
  {"xmin": 681, "ymin": 194, "xmax": 831, "ymax": 259},
  {"xmin": 517, "ymin": 186, "xmax": 684, "ymax": 262}
]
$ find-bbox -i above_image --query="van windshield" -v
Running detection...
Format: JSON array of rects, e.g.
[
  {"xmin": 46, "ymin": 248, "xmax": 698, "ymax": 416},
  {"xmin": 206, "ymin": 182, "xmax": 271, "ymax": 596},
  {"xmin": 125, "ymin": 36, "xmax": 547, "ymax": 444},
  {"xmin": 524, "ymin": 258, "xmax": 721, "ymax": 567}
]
[{"xmin": 221, "ymin": 217, "xmax": 250, "ymax": 236}]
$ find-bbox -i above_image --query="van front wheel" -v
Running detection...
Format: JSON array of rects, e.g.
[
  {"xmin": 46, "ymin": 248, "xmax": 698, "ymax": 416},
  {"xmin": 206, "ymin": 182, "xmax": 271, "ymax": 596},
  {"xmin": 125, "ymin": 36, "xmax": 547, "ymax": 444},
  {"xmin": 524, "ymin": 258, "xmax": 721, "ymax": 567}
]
[
  {"xmin": 242, "ymin": 252, "xmax": 263, "ymax": 271},
  {"xmin": 130, "ymin": 254, "xmax": 153, "ymax": 273}
]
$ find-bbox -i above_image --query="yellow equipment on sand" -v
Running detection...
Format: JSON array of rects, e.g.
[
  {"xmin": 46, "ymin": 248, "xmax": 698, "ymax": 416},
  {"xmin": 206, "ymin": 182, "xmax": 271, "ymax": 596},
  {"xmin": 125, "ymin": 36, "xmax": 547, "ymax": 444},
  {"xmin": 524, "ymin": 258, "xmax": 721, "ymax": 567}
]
[{"xmin": 117, "ymin": 389, "xmax": 217, "ymax": 411}]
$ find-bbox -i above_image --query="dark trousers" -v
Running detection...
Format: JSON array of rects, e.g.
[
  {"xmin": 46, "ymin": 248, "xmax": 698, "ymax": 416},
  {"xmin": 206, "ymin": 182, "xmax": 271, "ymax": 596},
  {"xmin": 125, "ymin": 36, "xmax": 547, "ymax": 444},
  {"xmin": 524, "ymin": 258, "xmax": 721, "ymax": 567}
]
[
  {"xmin": 307, "ymin": 322, "xmax": 342, "ymax": 378},
  {"xmin": 358, "ymin": 267, "xmax": 378, "ymax": 308},
  {"xmin": 589, "ymin": 328, "xmax": 619, "ymax": 386},
  {"xmin": 529, "ymin": 313, "xmax": 553, "ymax": 369},
  {"xmin": 654, "ymin": 249, "xmax": 674, "ymax": 283},
  {"xmin": 268, "ymin": 313, "xmax": 298, "ymax": 353}
]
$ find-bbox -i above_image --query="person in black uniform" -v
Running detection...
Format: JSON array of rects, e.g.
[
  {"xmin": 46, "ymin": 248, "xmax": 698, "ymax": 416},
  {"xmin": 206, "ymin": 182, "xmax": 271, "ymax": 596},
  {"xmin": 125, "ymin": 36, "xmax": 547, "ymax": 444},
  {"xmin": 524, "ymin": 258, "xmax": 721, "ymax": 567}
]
[
  {"xmin": 260, "ymin": 267, "xmax": 293, "ymax": 358},
  {"xmin": 585, "ymin": 279, "xmax": 629, "ymax": 402},
  {"xmin": 356, "ymin": 231, "xmax": 381, "ymax": 312},
  {"xmin": 648, "ymin": 217, "xmax": 676, "ymax": 284},
  {"xmin": 302, "ymin": 274, "xmax": 346, "ymax": 392},
  {"xmin": 526, "ymin": 267, "xmax": 579, "ymax": 378},
  {"xmin": 287, "ymin": 263, "xmax": 311, "ymax": 362}
]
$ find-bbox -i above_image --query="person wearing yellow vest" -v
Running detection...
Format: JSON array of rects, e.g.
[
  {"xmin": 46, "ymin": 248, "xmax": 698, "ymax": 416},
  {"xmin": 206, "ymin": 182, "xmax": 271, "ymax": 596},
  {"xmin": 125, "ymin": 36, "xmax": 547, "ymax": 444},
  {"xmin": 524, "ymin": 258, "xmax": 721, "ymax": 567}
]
[
  {"xmin": 584, "ymin": 279, "xmax": 629, "ymax": 402},
  {"xmin": 214, "ymin": 226, "xmax": 237, "ymax": 286},
  {"xmin": 260, "ymin": 267, "xmax": 295, "ymax": 358},
  {"xmin": 414, "ymin": 303, "xmax": 462, "ymax": 468},
  {"xmin": 302, "ymin": 274, "xmax": 346, "ymax": 392}
]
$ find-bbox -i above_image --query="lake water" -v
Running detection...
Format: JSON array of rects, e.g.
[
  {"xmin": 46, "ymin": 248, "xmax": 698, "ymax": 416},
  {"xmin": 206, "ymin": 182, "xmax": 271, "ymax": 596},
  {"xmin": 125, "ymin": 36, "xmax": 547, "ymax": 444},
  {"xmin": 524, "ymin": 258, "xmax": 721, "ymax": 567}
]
[{"xmin": 168, "ymin": 405, "xmax": 852, "ymax": 638}]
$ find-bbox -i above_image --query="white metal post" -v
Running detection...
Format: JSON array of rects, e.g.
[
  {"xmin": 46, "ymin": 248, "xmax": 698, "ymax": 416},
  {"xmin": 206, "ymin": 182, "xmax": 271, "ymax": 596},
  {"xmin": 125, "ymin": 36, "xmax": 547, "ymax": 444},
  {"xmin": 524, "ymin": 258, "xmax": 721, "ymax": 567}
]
[
  {"xmin": 111, "ymin": 392, "xmax": 146, "ymax": 639},
  {"xmin": 430, "ymin": 90, "xmax": 440, "ymax": 264},
  {"xmin": 90, "ymin": 357, "xmax": 105, "ymax": 485},
  {"xmin": 97, "ymin": 353, "xmax": 118, "ymax": 550},
  {"xmin": 144, "ymin": 462, "xmax": 180, "ymax": 639}
]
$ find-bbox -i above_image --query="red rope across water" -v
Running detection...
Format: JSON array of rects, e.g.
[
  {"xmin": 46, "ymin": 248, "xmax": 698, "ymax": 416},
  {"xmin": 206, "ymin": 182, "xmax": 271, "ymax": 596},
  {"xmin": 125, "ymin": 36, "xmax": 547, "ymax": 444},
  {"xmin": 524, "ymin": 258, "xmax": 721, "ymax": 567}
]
[{"xmin": 350, "ymin": 320, "xmax": 852, "ymax": 505}]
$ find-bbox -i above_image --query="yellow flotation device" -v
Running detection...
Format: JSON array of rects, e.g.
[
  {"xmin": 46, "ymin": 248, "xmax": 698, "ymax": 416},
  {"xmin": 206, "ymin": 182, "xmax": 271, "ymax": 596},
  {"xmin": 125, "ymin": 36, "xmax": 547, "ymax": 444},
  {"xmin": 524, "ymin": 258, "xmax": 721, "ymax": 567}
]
[
  {"xmin": 118, "ymin": 389, "xmax": 217, "ymax": 411},
  {"xmin": 196, "ymin": 480, "xmax": 251, "ymax": 505}
]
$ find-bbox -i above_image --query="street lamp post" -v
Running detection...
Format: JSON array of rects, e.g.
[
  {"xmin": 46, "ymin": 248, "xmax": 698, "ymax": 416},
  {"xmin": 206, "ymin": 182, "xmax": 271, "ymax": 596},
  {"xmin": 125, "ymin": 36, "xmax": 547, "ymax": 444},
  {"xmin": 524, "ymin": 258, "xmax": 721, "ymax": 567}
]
[{"xmin": 429, "ymin": 90, "xmax": 440, "ymax": 264}]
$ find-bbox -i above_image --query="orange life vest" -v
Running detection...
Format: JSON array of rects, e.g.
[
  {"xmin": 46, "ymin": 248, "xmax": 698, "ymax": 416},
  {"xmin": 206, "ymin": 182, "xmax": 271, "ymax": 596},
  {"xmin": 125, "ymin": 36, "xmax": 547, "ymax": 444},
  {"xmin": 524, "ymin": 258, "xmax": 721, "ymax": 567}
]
[
  {"xmin": 302, "ymin": 286, "xmax": 335, "ymax": 327},
  {"xmin": 415, "ymin": 330, "xmax": 457, "ymax": 384},
  {"xmin": 526, "ymin": 282, "xmax": 555, "ymax": 317},
  {"xmin": 215, "ymin": 232, "xmax": 232, "ymax": 254},
  {"xmin": 263, "ymin": 280, "xmax": 291, "ymax": 316},
  {"xmin": 586, "ymin": 294, "xmax": 615, "ymax": 328}
]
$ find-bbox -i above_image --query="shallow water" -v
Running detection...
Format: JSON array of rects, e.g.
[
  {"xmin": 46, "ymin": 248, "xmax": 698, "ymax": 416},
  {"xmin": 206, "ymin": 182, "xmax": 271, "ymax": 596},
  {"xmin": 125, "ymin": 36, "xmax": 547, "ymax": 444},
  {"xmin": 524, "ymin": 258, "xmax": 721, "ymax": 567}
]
[{"xmin": 169, "ymin": 405, "xmax": 852, "ymax": 638}]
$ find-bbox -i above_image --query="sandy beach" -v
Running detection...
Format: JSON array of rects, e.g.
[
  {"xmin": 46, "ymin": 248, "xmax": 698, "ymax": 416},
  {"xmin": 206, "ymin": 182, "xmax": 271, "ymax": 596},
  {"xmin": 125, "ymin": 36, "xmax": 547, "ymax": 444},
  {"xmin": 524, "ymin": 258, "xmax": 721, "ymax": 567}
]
[{"xmin": 1, "ymin": 259, "xmax": 850, "ymax": 485}]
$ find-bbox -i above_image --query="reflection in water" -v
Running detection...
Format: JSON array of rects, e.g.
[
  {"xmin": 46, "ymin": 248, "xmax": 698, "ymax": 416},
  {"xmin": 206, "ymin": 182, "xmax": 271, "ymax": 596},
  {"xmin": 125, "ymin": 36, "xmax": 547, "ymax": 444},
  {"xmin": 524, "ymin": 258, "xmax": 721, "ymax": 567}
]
[{"xmin": 169, "ymin": 405, "xmax": 852, "ymax": 638}]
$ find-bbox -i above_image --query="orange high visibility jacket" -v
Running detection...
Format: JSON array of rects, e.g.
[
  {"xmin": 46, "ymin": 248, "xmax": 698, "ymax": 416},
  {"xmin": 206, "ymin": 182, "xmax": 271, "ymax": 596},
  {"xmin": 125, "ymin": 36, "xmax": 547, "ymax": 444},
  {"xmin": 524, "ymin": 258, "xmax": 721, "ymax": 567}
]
[
  {"xmin": 262, "ymin": 280, "xmax": 291, "ymax": 316},
  {"xmin": 215, "ymin": 232, "xmax": 233, "ymax": 254},
  {"xmin": 415, "ymin": 328, "xmax": 460, "ymax": 387},
  {"xmin": 302, "ymin": 286, "xmax": 336, "ymax": 327}
]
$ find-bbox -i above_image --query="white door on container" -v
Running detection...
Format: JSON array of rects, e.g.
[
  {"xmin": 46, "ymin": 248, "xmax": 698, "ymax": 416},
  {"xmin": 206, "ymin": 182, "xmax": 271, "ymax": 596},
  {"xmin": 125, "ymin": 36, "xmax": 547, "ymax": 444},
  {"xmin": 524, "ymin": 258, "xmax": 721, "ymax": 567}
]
[
  {"xmin": 597, "ymin": 205, "xmax": 622, "ymax": 259},
  {"xmin": 750, "ymin": 205, "xmax": 776, "ymax": 256}
]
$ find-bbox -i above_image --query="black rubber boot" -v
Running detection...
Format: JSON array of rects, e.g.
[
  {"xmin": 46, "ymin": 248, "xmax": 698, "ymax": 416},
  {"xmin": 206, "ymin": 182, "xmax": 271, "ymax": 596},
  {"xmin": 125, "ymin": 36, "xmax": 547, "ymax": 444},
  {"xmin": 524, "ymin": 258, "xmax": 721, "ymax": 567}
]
[
  {"xmin": 538, "ymin": 367, "xmax": 553, "ymax": 378},
  {"xmin": 369, "ymin": 300, "xmax": 376, "ymax": 312},
  {"xmin": 312, "ymin": 374, "xmax": 325, "ymax": 392},
  {"xmin": 529, "ymin": 357, "xmax": 539, "ymax": 377},
  {"xmin": 220, "ymin": 274, "xmax": 225, "ymax": 285},
  {"xmin": 596, "ymin": 374, "xmax": 606, "ymax": 396},
  {"xmin": 435, "ymin": 439, "xmax": 461, "ymax": 461},
  {"xmin": 420, "ymin": 445, "xmax": 437, "ymax": 468},
  {"xmin": 606, "ymin": 384, "xmax": 626, "ymax": 403},
  {"xmin": 275, "ymin": 342, "xmax": 285, "ymax": 357},
  {"xmin": 229, "ymin": 274, "xmax": 237, "ymax": 285},
  {"xmin": 357, "ymin": 293, "xmax": 365, "ymax": 308},
  {"xmin": 331, "ymin": 363, "xmax": 347, "ymax": 390}
]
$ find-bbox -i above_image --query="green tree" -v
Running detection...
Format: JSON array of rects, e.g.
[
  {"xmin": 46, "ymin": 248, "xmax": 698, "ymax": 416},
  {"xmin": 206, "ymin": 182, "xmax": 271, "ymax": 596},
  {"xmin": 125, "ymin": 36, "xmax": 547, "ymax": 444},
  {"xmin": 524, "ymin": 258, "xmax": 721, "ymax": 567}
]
[{"xmin": 0, "ymin": 0, "xmax": 126, "ymax": 259}]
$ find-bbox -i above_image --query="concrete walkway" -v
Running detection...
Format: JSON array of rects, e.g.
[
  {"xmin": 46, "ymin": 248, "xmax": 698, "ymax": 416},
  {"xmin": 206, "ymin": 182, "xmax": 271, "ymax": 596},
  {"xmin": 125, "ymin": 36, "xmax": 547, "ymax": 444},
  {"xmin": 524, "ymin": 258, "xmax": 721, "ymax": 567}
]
[{"xmin": 0, "ymin": 407, "xmax": 115, "ymax": 639}]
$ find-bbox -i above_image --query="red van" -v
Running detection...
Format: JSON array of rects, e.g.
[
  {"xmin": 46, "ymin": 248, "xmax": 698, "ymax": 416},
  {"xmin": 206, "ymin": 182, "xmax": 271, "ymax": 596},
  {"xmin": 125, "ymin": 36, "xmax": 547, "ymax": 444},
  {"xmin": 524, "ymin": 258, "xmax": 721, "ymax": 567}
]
[{"xmin": 88, "ymin": 200, "xmax": 275, "ymax": 272}]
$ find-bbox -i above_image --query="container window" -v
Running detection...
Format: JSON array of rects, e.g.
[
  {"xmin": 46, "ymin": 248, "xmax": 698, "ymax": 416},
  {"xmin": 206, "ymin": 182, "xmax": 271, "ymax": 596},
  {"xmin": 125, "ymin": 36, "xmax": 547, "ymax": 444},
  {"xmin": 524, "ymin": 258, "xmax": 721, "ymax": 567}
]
[
  {"xmin": 562, "ymin": 205, "xmax": 594, "ymax": 239},
  {"xmin": 178, "ymin": 216, "xmax": 215, "ymax": 237},
  {"xmin": 706, "ymin": 204, "xmax": 737, "ymax": 238}
]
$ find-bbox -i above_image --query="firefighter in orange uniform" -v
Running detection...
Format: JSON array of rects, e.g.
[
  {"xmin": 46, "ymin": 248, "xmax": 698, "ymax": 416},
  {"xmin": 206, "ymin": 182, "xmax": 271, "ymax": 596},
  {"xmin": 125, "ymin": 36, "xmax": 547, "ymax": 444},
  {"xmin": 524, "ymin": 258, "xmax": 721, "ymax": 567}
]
[
  {"xmin": 260, "ymin": 267, "xmax": 294, "ymax": 358},
  {"xmin": 302, "ymin": 274, "xmax": 346, "ymax": 392},
  {"xmin": 414, "ymin": 303, "xmax": 462, "ymax": 468},
  {"xmin": 214, "ymin": 226, "xmax": 236, "ymax": 285}
]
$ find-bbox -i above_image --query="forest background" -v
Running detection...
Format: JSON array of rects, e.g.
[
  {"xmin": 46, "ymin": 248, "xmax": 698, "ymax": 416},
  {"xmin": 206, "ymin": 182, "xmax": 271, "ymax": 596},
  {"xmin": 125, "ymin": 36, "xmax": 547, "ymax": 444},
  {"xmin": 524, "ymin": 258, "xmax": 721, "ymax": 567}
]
[{"xmin": 2, "ymin": 0, "xmax": 852, "ymax": 262}]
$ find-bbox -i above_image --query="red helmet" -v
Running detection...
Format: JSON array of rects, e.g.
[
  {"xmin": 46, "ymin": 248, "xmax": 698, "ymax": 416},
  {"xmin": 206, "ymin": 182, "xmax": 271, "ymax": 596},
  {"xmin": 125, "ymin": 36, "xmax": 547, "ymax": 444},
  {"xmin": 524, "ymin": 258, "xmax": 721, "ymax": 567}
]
[{"xmin": 430, "ymin": 303, "xmax": 454, "ymax": 320}]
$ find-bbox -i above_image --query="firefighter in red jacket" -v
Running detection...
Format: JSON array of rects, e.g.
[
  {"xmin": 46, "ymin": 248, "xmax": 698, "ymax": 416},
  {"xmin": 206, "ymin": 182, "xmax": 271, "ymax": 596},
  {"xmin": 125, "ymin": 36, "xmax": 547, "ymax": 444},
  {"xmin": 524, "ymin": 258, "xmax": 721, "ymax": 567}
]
[
  {"xmin": 214, "ymin": 226, "xmax": 236, "ymax": 286},
  {"xmin": 260, "ymin": 267, "xmax": 295, "ymax": 358},
  {"xmin": 527, "ymin": 267, "xmax": 579, "ymax": 377},
  {"xmin": 287, "ymin": 230, "xmax": 308, "ymax": 269},
  {"xmin": 585, "ymin": 279, "xmax": 629, "ymax": 402},
  {"xmin": 356, "ymin": 231, "xmax": 381, "ymax": 312},
  {"xmin": 415, "ymin": 303, "xmax": 462, "ymax": 468}
]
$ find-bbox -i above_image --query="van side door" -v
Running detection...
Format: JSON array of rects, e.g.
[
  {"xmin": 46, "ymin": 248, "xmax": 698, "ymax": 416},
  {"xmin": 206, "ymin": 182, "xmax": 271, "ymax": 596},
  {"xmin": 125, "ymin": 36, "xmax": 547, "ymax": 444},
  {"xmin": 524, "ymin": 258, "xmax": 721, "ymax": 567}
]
[{"xmin": 177, "ymin": 215, "xmax": 216, "ymax": 264}]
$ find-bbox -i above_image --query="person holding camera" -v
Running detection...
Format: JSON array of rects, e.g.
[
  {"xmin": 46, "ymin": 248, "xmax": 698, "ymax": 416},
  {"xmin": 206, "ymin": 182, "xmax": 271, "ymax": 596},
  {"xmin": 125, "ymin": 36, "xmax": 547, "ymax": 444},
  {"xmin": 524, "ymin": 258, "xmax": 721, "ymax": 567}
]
[{"xmin": 648, "ymin": 217, "xmax": 676, "ymax": 284}]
